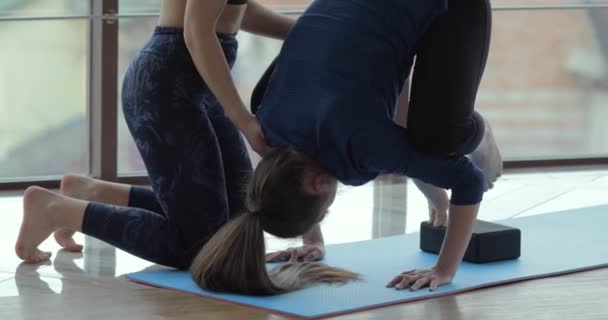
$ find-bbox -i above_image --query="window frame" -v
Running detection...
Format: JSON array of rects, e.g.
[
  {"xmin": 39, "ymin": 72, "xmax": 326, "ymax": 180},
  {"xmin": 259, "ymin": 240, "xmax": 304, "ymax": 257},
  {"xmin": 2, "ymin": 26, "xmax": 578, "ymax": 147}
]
[{"xmin": 0, "ymin": 1, "xmax": 606, "ymax": 190}]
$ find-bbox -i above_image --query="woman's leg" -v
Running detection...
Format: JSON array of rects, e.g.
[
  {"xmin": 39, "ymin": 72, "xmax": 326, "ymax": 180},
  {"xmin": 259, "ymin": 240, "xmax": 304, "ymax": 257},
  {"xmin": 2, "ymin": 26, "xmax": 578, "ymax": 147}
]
[
  {"xmin": 407, "ymin": 0, "xmax": 491, "ymax": 155},
  {"xmin": 204, "ymin": 96, "xmax": 253, "ymax": 217},
  {"xmin": 54, "ymin": 175, "xmax": 164, "ymax": 252},
  {"xmin": 16, "ymin": 187, "xmax": 88, "ymax": 263},
  {"xmin": 18, "ymin": 64, "xmax": 231, "ymax": 267},
  {"xmin": 109, "ymin": 44, "xmax": 231, "ymax": 266},
  {"xmin": 16, "ymin": 186, "xmax": 191, "ymax": 267},
  {"xmin": 406, "ymin": 0, "xmax": 501, "ymax": 189},
  {"xmin": 18, "ymin": 33, "xmax": 234, "ymax": 270},
  {"xmin": 60, "ymin": 174, "xmax": 163, "ymax": 213}
]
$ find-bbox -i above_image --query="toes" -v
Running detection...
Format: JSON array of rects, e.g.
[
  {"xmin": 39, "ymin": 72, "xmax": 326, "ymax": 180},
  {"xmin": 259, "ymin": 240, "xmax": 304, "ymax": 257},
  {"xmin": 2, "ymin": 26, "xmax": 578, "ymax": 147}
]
[
  {"xmin": 63, "ymin": 242, "xmax": 83, "ymax": 253},
  {"xmin": 37, "ymin": 251, "xmax": 52, "ymax": 262},
  {"xmin": 54, "ymin": 230, "xmax": 83, "ymax": 252},
  {"xmin": 23, "ymin": 250, "xmax": 52, "ymax": 264}
]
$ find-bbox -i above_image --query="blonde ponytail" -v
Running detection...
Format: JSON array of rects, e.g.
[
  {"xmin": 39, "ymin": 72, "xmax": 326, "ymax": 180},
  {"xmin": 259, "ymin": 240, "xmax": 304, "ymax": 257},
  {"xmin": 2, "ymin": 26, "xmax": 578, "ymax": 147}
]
[{"xmin": 190, "ymin": 212, "xmax": 359, "ymax": 295}]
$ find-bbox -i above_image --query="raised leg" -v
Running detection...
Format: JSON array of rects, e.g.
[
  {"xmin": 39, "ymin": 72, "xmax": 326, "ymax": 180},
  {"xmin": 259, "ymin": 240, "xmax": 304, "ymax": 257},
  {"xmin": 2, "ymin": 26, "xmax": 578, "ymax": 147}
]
[
  {"xmin": 407, "ymin": 0, "xmax": 492, "ymax": 156},
  {"xmin": 54, "ymin": 174, "xmax": 165, "ymax": 252}
]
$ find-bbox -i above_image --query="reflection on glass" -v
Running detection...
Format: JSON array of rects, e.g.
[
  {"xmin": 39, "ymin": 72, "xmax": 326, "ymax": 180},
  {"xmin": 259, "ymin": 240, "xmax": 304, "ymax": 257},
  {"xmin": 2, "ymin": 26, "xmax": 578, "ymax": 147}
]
[
  {"xmin": 0, "ymin": 20, "xmax": 88, "ymax": 180},
  {"xmin": 478, "ymin": 9, "xmax": 608, "ymax": 159},
  {"xmin": 117, "ymin": 18, "xmax": 158, "ymax": 174},
  {"xmin": 116, "ymin": 9, "xmax": 608, "ymax": 174},
  {"xmin": 0, "ymin": 0, "xmax": 88, "ymax": 17},
  {"xmin": 372, "ymin": 176, "xmax": 408, "ymax": 238},
  {"xmin": 493, "ymin": 0, "xmax": 608, "ymax": 8},
  {"xmin": 119, "ymin": 0, "xmax": 161, "ymax": 14},
  {"xmin": 117, "ymin": 0, "xmax": 313, "ymax": 14}
]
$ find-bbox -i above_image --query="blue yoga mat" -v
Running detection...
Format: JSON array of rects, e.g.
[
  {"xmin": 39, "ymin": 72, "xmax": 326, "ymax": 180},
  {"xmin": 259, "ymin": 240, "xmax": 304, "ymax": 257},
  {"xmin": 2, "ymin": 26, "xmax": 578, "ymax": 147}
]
[{"xmin": 128, "ymin": 205, "xmax": 608, "ymax": 319}]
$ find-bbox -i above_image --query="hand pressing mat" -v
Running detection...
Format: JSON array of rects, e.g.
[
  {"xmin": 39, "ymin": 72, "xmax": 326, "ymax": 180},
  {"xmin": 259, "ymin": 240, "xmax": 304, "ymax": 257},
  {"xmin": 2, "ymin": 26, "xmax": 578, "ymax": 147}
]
[{"xmin": 128, "ymin": 205, "xmax": 608, "ymax": 319}]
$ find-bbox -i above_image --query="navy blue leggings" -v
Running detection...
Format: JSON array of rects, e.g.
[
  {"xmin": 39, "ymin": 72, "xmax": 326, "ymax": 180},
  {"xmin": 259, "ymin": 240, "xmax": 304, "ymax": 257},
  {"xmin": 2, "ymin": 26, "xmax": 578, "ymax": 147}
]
[{"xmin": 81, "ymin": 27, "xmax": 252, "ymax": 269}]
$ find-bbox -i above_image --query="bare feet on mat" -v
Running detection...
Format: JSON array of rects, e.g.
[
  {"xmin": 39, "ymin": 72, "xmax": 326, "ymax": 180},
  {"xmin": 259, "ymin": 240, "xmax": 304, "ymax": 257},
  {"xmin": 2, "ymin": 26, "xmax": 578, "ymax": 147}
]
[
  {"xmin": 15, "ymin": 187, "xmax": 58, "ymax": 264},
  {"xmin": 471, "ymin": 117, "xmax": 503, "ymax": 191}
]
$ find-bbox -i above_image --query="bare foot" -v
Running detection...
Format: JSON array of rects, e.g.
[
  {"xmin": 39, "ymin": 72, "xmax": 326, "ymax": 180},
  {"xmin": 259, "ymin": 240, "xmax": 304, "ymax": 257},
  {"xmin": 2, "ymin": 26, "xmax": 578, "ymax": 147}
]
[
  {"xmin": 53, "ymin": 175, "xmax": 92, "ymax": 252},
  {"xmin": 15, "ymin": 186, "xmax": 58, "ymax": 264},
  {"xmin": 413, "ymin": 179, "xmax": 449, "ymax": 227},
  {"xmin": 470, "ymin": 118, "xmax": 503, "ymax": 191}
]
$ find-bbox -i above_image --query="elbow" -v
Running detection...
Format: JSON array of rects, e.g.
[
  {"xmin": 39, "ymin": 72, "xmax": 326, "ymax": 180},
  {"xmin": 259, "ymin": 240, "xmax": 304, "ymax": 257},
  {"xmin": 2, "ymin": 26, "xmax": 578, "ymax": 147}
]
[
  {"xmin": 183, "ymin": 19, "xmax": 214, "ymax": 52},
  {"xmin": 183, "ymin": 26, "xmax": 194, "ymax": 51},
  {"xmin": 183, "ymin": 21, "xmax": 199, "ymax": 52}
]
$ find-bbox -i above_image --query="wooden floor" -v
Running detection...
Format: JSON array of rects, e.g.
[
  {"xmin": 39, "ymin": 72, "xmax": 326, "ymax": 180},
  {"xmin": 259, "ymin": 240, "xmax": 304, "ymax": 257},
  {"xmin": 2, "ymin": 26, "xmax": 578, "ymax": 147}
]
[{"xmin": 1, "ymin": 168, "xmax": 608, "ymax": 319}]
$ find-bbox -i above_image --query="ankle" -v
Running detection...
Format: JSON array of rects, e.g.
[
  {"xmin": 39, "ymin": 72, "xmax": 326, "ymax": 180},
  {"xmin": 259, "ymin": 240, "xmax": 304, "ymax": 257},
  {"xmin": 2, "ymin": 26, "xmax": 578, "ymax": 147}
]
[{"xmin": 45, "ymin": 198, "xmax": 64, "ymax": 230}]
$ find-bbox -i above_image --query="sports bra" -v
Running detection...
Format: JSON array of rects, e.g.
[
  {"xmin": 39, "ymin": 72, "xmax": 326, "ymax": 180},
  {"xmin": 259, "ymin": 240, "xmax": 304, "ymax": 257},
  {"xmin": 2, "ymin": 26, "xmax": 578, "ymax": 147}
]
[{"xmin": 227, "ymin": 0, "xmax": 248, "ymax": 4}]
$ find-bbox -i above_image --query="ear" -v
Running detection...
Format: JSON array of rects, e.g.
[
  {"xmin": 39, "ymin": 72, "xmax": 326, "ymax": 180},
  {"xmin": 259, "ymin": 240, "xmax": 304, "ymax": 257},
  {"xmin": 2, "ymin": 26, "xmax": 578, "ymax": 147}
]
[{"xmin": 302, "ymin": 171, "xmax": 331, "ymax": 195}]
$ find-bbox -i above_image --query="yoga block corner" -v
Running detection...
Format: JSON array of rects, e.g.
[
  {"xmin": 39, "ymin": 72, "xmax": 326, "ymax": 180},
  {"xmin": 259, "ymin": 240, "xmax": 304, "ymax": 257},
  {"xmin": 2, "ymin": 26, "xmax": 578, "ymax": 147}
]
[{"xmin": 420, "ymin": 219, "xmax": 521, "ymax": 263}]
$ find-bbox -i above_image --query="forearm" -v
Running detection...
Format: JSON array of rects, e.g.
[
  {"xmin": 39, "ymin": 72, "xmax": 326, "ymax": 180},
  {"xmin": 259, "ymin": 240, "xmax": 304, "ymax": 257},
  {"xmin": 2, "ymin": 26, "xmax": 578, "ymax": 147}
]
[
  {"xmin": 302, "ymin": 224, "xmax": 324, "ymax": 245},
  {"xmin": 184, "ymin": 30, "xmax": 248, "ymax": 126},
  {"xmin": 241, "ymin": 0, "xmax": 297, "ymax": 39},
  {"xmin": 434, "ymin": 204, "xmax": 479, "ymax": 275}
]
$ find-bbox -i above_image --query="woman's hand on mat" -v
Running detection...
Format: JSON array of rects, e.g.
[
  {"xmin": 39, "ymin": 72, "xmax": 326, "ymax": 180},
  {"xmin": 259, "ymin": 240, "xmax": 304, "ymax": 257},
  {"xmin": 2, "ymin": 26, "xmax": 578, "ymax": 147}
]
[
  {"xmin": 238, "ymin": 114, "xmax": 272, "ymax": 156},
  {"xmin": 266, "ymin": 244, "xmax": 326, "ymax": 263},
  {"xmin": 386, "ymin": 267, "xmax": 454, "ymax": 291}
]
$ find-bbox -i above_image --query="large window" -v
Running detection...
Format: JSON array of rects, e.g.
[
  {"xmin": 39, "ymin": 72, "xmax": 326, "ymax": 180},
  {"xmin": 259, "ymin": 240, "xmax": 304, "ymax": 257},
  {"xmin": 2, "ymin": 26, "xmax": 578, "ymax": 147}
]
[
  {"xmin": 0, "ymin": 0, "xmax": 606, "ymax": 185},
  {"xmin": 0, "ymin": 2, "xmax": 88, "ymax": 181},
  {"xmin": 117, "ymin": 17, "xmax": 283, "ymax": 173},
  {"xmin": 479, "ymin": 8, "xmax": 608, "ymax": 159}
]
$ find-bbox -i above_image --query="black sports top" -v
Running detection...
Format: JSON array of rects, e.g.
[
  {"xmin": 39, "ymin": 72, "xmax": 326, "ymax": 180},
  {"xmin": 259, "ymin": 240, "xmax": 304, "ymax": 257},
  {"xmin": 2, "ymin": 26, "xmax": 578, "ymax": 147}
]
[{"xmin": 228, "ymin": 0, "xmax": 248, "ymax": 4}]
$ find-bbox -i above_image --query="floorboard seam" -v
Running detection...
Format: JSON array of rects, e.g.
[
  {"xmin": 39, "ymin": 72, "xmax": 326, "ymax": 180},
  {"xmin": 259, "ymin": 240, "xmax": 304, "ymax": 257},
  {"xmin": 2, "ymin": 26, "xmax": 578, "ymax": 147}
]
[{"xmin": 508, "ymin": 188, "xmax": 576, "ymax": 219}]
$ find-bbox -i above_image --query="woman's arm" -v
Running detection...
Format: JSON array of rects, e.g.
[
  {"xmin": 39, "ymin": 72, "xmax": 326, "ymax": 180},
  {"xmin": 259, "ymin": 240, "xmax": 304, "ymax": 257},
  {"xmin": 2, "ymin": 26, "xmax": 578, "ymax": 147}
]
[
  {"xmin": 302, "ymin": 223, "xmax": 324, "ymax": 246},
  {"xmin": 351, "ymin": 122, "xmax": 483, "ymax": 289},
  {"xmin": 184, "ymin": 0, "xmax": 245, "ymax": 124},
  {"xmin": 386, "ymin": 203, "xmax": 478, "ymax": 291},
  {"xmin": 265, "ymin": 224, "xmax": 326, "ymax": 263},
  {"xmin": 184, "ymin": 0, "xmax": 269, "ymax": 155},
  {"xmin": 434, "ymin": 204, "xmax": 478, "ymax": 275},
  {"xmin": 241, "ymin": 0, "xmax": 297, "ymax": 40}
]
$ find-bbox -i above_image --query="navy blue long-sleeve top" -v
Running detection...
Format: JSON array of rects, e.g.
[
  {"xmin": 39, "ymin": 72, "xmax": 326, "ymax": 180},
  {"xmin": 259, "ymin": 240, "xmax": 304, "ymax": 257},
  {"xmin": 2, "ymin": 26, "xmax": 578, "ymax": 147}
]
[{"xmin": 256, "ymin": 0, "xmax": 484, "ymax": 205}]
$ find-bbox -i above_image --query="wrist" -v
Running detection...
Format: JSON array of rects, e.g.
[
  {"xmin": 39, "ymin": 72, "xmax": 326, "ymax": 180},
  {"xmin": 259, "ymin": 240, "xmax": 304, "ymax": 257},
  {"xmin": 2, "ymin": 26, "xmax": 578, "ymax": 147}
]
[
  {"xmin": 305, "ymin": 242, "xmax": 325, "ymax": 255},
  {"xmin": 303, "ymin": 237, "xmax": 324, "ymax": 249},
  {"xmin": 432, "ymin": 264, "xmax": 456, "ymax": 278},
  {"xmin": 303, "ymin": 238, "xmax": 324, "ymax": 246},
  {"xmin": 228, "ymin": 109, "xmax": 250, "ymax": 128}
]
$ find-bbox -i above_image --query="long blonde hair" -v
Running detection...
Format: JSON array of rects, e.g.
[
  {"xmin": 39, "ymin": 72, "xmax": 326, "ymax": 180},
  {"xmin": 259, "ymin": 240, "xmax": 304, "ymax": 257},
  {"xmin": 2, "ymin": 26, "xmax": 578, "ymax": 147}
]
[{"xmin": 190, "ymin": 148, "xmax": 360, "ymax": 295}]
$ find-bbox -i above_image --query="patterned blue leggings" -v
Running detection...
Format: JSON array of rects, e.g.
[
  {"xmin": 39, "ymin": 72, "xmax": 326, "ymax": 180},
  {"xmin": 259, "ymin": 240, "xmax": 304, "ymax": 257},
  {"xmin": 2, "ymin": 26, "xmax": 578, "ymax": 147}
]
[{"xmin": 81, "ymin": 27, "xmax": 252, "ymax": 269}]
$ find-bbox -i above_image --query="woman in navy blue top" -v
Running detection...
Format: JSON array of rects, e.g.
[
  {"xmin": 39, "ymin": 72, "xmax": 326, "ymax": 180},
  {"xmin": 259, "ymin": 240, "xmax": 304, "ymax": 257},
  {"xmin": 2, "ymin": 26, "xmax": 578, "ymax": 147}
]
[{"xmin": 254, "ymin": 0, "xmax": 502, "ymax": 291}]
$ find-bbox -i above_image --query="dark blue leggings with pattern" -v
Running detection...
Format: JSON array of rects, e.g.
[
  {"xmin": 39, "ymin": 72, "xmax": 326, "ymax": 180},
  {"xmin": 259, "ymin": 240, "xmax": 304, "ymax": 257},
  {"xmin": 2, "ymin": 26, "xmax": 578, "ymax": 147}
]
[{"xmin": 81, "ymin": 27, "xmax": 252, "ymax": 269}]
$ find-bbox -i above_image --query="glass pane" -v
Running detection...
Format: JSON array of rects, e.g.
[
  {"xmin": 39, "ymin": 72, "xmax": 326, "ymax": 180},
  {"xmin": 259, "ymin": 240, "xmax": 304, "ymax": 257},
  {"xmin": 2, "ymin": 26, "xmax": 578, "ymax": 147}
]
[
  {"xmin": 119, "ymin": 0, "xmax": 160, "ymax": 14},
  {"xmin": 0, "ymin": 0, "xmax": 88, "ymax": 17},
  {"xmin": 493, "ymin": 0, "xmax": 608, "ymax": 8},
  {"xmin": 0, "ymin": 20, "xmax": 88, "ymax": 180},
  {"xmin": 118, "ymin": 0, "xmax": 312, "ymax": 14},
  {"xmin": 117, "ymin": 18, "xmax": 158, "ymax": 174},
  {"xmin": 117, "ymin": 8, "xmax": 608, "ymax": 175},
  {"xmin": 256, "ymin": 0, "xmax": 313, "ymax": 11},
  {"xmin": 478, "ymin": 8, "xmax": 608, "ymax": 159},
  {"xmin": 117, "ymin": 18, "xmax": 282, "ymax": 174}
]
